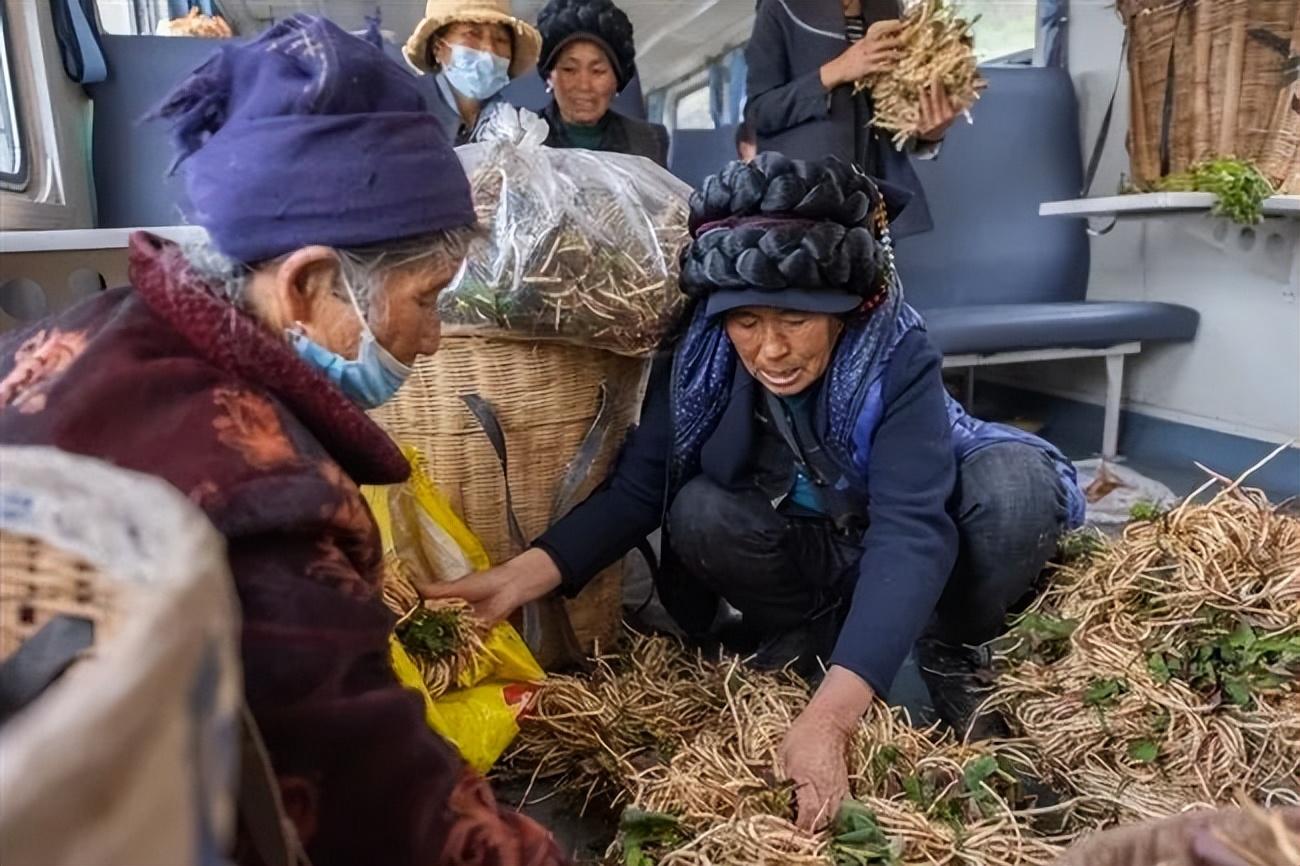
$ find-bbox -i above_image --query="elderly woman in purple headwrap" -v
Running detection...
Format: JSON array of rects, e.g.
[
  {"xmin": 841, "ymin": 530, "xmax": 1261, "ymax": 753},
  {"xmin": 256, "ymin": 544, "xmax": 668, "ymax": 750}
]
[{"xmin": 0, "ymin": 16, "xmax": 566, "ymax": 866}]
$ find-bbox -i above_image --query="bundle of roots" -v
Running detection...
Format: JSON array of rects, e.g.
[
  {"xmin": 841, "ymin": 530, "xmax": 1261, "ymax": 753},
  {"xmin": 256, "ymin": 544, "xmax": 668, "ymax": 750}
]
[
  {"xmin": 857, "ymin": 0, "xmax": 984, "ymax": 150},
  {"xmin": 988, "ymin": 469, "xmax": 1300, "ymax": 824},
  {"xmin": 506, "ymin": 634, "xmax": 1079, "ymax": 865},
  {"xmin": 383, "ymin": 558, "xmax": 487, "ymax": 698}
]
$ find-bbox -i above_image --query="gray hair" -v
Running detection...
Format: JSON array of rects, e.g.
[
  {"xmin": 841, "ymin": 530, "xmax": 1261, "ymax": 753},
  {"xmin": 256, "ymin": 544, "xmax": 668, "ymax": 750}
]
[{"xmin": 181, "ymin": 226, "xmax": 479, "ymax": 319}]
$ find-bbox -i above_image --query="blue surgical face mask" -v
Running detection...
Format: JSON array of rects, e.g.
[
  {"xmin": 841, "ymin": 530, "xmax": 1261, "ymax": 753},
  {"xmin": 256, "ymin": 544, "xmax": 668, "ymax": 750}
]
[
  {"xmin": 289, "ymin": 327, "xmax": 412, "ymax": 411},
  {"xmin": 442, "ymin": 43, "xmax": 510, "ymax": 101}
]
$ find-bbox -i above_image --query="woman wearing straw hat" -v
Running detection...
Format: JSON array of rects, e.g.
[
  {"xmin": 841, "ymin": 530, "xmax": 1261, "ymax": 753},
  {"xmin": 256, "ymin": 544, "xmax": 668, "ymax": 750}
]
[
  {"xmin": 534, "ymin": 0, "xmax": 669, "ymax": 166},
  {"xmin": 0, "ymin": 17, "xmax": 565, "ymax": 866},
  {"xmin": 404, "ymin": 0, "xmax": 542, "ymax": 145},
  {"xmin": 432, "ymin": 154, "xmax": 1084, "ymax": 834}
]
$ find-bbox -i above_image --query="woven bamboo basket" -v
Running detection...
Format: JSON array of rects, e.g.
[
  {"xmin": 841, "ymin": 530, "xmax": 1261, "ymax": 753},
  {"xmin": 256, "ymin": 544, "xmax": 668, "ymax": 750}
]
[
  {"xmin": 0, "ymin": 446, "xmax": 241, "ymax": 866},
  {"xmin": 1122, "ymin": 0, "xmax": 1300, "ymax": 193},
  {"xmin": 0, "ymin": 532, "xmax": 122, "ymax": 664},
  {"xmin": 371, "ymin": 334, "xmax": 650, "ymax": 665}
]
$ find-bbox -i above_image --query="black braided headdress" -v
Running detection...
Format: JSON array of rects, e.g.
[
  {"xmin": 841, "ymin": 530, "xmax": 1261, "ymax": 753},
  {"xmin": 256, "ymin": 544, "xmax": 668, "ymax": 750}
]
[
  {"xmin": 680, "ymin": 154, "xmax": 891, "ymax": 312},
  {"xmin": 537, "ymin": 0, "xmax": 637, "ymax": 91}
]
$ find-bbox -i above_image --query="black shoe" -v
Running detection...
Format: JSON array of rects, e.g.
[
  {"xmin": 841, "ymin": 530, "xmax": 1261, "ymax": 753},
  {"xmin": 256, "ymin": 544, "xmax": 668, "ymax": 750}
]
[{"xmin": 916, "ymin": 639, "xmax": 1008, "ymax": 740}]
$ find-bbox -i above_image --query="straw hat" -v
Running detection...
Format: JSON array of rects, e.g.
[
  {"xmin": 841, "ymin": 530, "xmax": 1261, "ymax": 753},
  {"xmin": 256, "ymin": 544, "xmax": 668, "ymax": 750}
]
[{"xmin": 404, "ymin": 0, "xmax": 542, "ymax": 79}]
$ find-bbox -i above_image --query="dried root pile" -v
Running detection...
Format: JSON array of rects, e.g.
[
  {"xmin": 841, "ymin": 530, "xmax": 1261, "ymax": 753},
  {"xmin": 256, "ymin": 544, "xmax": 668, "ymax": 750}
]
[
  {"xmin": 857, "ymin": 0, "xmax": 984, "ymax": 149},
  {"xmin": 383, "ymin": 560, "xmax": 486, "ymax": 698},
  {"xmin": 439, "ymin": 147, "xmax": 691, "ymax": 357},
  {"xmin": 988, "ymin": 473, "xmax": 1300, "ymax": 824},
  {"xmin": 506, "ymin": 633, "xmax": 1078, "ymax": 865}
]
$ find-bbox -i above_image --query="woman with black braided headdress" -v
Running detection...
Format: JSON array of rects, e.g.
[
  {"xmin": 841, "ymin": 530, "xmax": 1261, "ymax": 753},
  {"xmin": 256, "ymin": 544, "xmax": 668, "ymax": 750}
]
[
  {"xmin": 431, "ymin": 155, "xmax": 1085, "ymax": 830},
  {"xmin": 534, "ymin": 0, "xmax": 669, "ymax": 166}
]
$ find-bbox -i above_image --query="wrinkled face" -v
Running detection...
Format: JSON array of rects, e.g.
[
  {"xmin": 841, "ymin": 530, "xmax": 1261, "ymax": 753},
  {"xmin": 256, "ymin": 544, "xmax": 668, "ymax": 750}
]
[
  {"xmin": 550, "ymin": 40, "xmax": 618, "ymax": 125},
  {"xmin": 253, "ymin": 246, "xmax": 465, "ymax": 367},
  {"xmin": 433, "ymin": 21, "xmax": 514, "ymax": 66},
  {"xmin": 724, "ymin": 307, "xmax": 843, "ymax": 397}
]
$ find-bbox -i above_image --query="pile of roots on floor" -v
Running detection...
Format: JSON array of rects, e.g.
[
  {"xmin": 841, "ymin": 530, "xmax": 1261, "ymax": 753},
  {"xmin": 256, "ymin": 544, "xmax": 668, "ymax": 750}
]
[
  {"xmin": 504, "ymin": 633, "xmax": 1080, "ymax": 865},
  {"xmin": 383, "ymin": 558, "xmax": 487, "ymax": 698},
  {"xmin": 988, "ymin": 470, "xmax": 1300, "ymax": 824}
]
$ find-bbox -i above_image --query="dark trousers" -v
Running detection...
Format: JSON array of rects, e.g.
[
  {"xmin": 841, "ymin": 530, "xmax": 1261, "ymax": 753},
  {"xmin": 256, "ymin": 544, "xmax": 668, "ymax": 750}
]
[{"xmin": 666, "ymin": 442, "xmax": 1071, "ymax": 685}]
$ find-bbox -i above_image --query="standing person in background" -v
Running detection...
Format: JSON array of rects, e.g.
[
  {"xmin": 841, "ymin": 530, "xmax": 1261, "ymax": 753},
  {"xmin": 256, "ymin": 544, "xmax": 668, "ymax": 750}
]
[
  {"xmin": 405, "ymin": 0, "xmax": 542, "ymax": 145},
  {"xmin": 535, "ymin": 0, "xmax": 669, "ymax": 167},
  {"xmin": 745, "ymin": 0, "xmax": 961, "ymax": 237}
]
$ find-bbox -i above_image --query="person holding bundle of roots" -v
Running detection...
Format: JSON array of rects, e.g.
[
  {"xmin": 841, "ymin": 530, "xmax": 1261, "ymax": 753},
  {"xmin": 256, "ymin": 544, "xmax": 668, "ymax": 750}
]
[{"xmin": 432, "ymin": 154, "xmax": 1085, "ymax": 830}]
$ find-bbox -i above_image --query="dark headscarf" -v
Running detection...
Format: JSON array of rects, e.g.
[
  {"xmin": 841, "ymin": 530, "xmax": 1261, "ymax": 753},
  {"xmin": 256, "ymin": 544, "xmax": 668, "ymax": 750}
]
[
  {"xmin": 153, "ymin": 14, "xmax": 476, "ymax": 264},
  {"xmin": 536, "ymin": 0, "xmax": 637, "ymax": 92}
]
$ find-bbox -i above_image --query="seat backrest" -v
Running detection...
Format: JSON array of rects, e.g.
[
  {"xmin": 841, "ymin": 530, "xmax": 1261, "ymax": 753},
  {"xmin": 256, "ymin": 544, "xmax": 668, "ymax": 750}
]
[
  {"xmin": 669, "ymin": 126, "xmax": 737, "ymax": 190},
  {"xmin": 85, "ymin": 36, "xmax": 221, "ymax": 229},
  {"xmin": 893, "ymin": 65, "xmax": 1090, "ymax": 309}
]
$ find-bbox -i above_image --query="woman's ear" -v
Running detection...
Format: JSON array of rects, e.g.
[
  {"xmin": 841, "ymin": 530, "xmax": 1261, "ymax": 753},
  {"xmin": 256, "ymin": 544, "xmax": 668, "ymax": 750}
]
[{"xmin": 274, "ymin": 245, "xmax": 342, "ymax": 328}]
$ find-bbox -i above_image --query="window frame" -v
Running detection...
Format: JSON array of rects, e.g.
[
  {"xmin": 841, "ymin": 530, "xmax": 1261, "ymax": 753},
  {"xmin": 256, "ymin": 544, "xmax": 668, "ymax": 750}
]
[
  {"xmin": 669, "ymin": 73, "xmax": 714, "ymax": 132},
  {"xmin": 0, "ymin": 3, "xmax": 30, "ymax": 192}
]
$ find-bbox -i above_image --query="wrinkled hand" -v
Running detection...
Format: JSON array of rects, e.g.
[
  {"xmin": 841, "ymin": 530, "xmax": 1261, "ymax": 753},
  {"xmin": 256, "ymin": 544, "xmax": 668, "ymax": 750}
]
[
  {"xmin": 421, "ymin": 548, "xmax": 562, "ymax": 626},
  {"xmin": 781, "ymin": 706, "xmax": 853, "ymax": 831},
  {"xmin": 822, "ymin": 20, "xmax": 905, "ymax": 89},
  {"xmin": 916, "ymin": 76, "xmax": 960, "ymax": 142}
]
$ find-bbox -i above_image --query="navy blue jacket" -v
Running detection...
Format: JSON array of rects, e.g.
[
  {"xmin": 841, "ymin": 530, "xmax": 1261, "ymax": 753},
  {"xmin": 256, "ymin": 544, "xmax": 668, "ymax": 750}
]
[
  {"xmin": 537, "ymin": 325, "xmax": 958, "ymax": 696},
  {"xmin": 744, "ymin": 0, "xmax": 935, "ymax": 237}
]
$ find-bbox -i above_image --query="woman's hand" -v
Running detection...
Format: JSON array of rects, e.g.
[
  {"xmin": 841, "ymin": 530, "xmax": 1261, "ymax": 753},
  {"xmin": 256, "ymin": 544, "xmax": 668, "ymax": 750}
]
[
  {"xmin": 916, "ymin": 77, "xmax": 960, "ymax": 142},
  {"xmin": 780, "ymin": 666, "xmax": 877, "ymax": 830},
  {"xmin": 821, "ymin": 20, "xmax": 905, "ymax": 90},
  {"xmin": 422, "ymin": 548, "xmax": 563, "ymax": 626}
]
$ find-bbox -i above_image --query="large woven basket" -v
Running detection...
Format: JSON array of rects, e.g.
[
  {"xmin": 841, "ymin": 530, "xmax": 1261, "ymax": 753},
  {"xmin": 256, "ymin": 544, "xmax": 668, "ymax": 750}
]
[
  {"xmin": 372, "ymin": 335, "xmax": 649, "ymax": 665},
  {"xmin": 0, "ymin": 446, "xmax": 241, "ymax": 866},
  {"xmin": 1122, "ymin": 0, "xmax": 1300, "ymax": 193}
]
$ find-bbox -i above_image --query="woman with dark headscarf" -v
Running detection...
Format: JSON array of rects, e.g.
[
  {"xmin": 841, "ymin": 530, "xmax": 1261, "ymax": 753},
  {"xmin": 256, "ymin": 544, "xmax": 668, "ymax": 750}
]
[
  {"xmin": 432, "ymin": 155, "xmax": 1084, "ymax": 832},
  {"xmin": 0, "ymin": 17, "xmax": 565, "ymax": 866},
  {"xmin": 535, "ymin": 0, "xmax": 669, "ymax": 166}
]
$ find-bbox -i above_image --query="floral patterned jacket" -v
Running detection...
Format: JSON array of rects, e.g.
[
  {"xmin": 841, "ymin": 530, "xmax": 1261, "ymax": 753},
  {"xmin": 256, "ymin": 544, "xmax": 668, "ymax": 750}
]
[{"xmin": 0, "ymin": 233, "xmax": 567, "ymax": 866}]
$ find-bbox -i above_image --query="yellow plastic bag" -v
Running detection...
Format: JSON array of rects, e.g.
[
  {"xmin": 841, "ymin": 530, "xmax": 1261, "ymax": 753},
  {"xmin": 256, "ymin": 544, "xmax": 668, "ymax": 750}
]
[{"xmin": 364, "ymin": 448, "xmax": 543, "ymax": 773}]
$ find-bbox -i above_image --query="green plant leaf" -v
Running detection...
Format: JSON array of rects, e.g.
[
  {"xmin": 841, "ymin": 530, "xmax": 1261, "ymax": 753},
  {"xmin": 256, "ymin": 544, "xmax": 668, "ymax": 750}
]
[
  {"xmin": 1127, "ymin": 740, "xmax": 1160, "ymax": 763},
  {"xmin": 962, "ymin": 755, "xmax": 999, "ymax": 797},
  {"xmin": 1223, "ymin": 677, "xmax": 1254, "ymax": 708},
  {"xmin": 1228, "ymin": 621, "xmax": 1257, "ymax": 650},
  {"xmin": 1147, "ymin": 652, "xmax": 1172, "ymax": 684},
  {"xmin": 1084, "ymin": 678, "xmax": 1127, "ymax": 708}
]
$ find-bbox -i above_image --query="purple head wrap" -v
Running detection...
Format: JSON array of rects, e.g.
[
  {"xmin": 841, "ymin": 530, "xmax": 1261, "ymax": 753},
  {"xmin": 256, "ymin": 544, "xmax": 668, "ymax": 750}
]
[{"xmin": 153, "ymin": 14, "xmax": 475, "ymax": 264}]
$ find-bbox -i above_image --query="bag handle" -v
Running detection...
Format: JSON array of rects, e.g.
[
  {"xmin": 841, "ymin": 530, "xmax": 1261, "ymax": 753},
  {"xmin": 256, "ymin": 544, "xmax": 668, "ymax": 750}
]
[
  {"xmin": 0, "ymin": 615, "xmax": 94, "ymax": 727},
  {"xmin": 460, "ymin": 393, "xmax": 587, "ymax": 668},
  {"xmin": 238, "ymin": 703, "xmax": 313, "ymax": 866}
]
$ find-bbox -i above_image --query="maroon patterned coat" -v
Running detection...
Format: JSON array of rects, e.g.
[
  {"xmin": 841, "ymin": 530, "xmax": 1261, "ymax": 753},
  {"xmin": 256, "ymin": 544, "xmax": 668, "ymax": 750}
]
[{"xmin": 0, "ymin": 233, "xmax": 567, "ymax": 866}]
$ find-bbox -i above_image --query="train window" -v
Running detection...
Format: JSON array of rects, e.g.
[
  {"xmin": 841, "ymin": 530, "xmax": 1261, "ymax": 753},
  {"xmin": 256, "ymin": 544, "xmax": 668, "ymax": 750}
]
[
  {"xmin": 95, "ymin": 0, "xmax": 166, "ymax": 35},
  {"xmin": 674, "ymin": 83, "xmax": 713, "ymax": 130},
  {"xmin": 0, "ymin": 7, "xmax": 28, "ymax": 191},
  {"xmin": 952, "ymin": 0, "xmax": 1038, "ymax": 62}
]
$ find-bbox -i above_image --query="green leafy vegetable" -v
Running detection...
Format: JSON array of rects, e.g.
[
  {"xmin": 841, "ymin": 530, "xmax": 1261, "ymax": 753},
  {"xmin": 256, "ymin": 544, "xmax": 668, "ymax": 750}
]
[
  {"xmin": 1127, "ymin": 740, "xmax": 1160, "ymax": 763},
  {"xmin": 1000, "ymin": 612, "xmax": 1080, "ymax": 664},
  {"xmin": 1057, "ymin": 530, "xmax": 1103, "ymax": 563},
  {"xmin": 832, "ymin": 801, "xmax": 899, "ymax": 866},
  {"xmin": 1147, "ymin": 652, "xmax": 1172, "ymax": 684},
  {"xmin": 395, "ymin": 606, "xmax": 464, "ymax": 660},
  {"xmin": 1129, "ymin": 501, "xmax": 1166, "ymax": 522},
  {"xmin": 1084, "ymin": 678, "xmax": 1128, "ymax": 708},
  {"xmin": 618, "ymin": 809, "xmax": 684, "ymax": 866},
  {"xmin": 1153, "ymin": 158, "xmax": 1276, "ymax": 225}
]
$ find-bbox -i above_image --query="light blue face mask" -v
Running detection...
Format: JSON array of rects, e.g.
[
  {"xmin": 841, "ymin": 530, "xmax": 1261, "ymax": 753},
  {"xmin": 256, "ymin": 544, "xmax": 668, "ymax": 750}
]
[
  {"xmin": 288, "ymin": 327, "xmax": 412, "ymax": 411},
  {"xmin": 442, "ymin": 43, "xmax": 510, "ymax": 102}
]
